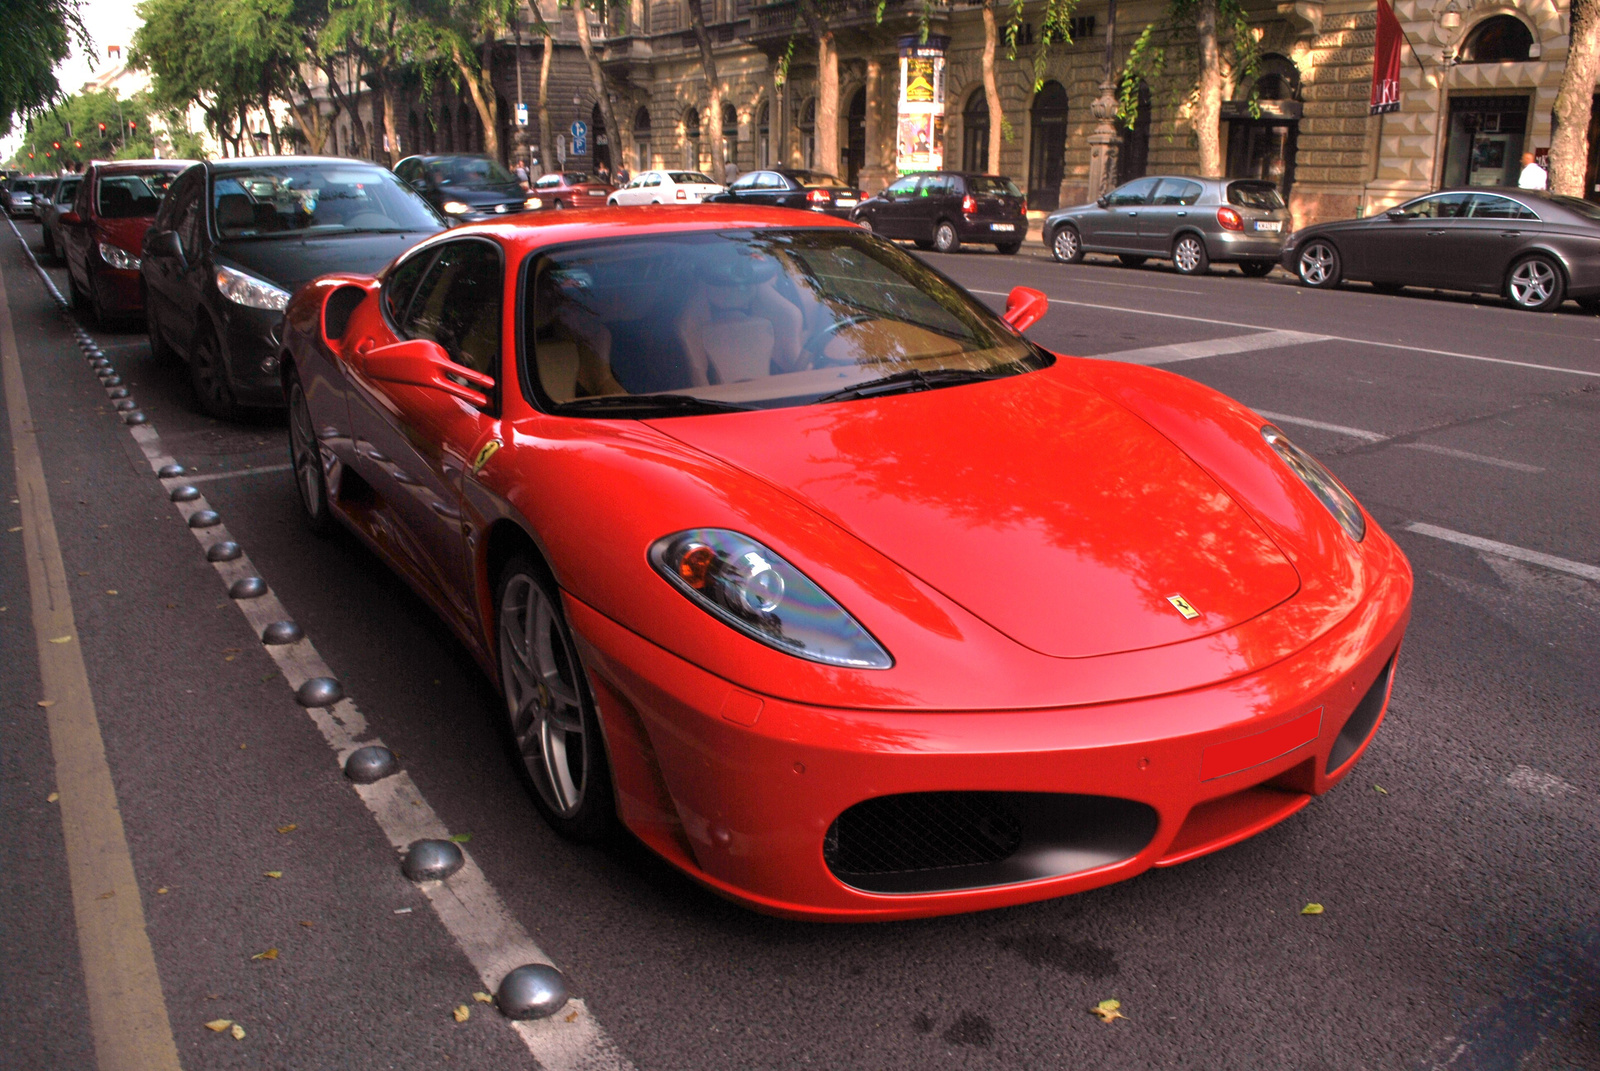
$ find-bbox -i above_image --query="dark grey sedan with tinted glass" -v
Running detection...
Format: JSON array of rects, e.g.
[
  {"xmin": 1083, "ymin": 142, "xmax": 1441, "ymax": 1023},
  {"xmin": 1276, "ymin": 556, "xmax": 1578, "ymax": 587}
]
[
  {"xmin": 1282, "ymin": 188, "xmax": 1600, "ymax": 312},
  {"xmin": 1045, "ymin": 176, "xmax": 1290, "ymax": 276}
]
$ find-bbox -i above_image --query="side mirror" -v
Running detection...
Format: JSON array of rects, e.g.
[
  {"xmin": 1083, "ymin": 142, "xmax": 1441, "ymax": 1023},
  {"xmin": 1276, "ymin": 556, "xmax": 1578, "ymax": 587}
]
[
  {"xmin": 411, "ymin": 178, "xmax": 427, "ymax": 190},
  {"xmin": 1385, "ymin": 208, "xmax": 1407, "ymax": 221},
  {"xmin": 1002, "ymin": 286, "xmax": 1049, "ymax": 332},
  {"xmin": 1096, "ymin": 195, "xmax": 1109, "ymax": 208},
  {"xmin": 59, "ymin": 210, "xmax": 81, "ymax": 225},
  {"xmin": 146, "ymin": 228, "xmax": 186, "ymax": 268},
  {"xmin": 357, "ymin": 338, "xmax": 493, "ymax": 409}
]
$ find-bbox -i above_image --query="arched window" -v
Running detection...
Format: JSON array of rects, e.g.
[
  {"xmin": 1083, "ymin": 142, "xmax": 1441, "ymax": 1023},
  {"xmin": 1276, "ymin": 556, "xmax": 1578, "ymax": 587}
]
[
  {"xmin": 683, "ymin": 106, "xmax": 701, "ymax": 169},
  {"xmin": 634, "ymin": 107, "xmax": 652, "ymax": 170},
  {"xmin": 1028, "ymin": 81, "xmax": 1068, "ymax": 210},
  {"xmin": 799, "ymin": 97, "xmax": 816, "ymax": 170},
  {"xmin": 1117, "ymin": 82, "xmax": 1151, "ymax": 183},
  {"xmin": 721, "ymin": 101, "xmax": 738, "ymax": 172},
  {"xmin": 845, "ymin": 89, "xmax": 865, "ymax": 184},
  {"xmin": 1460, "ymin": 16, "xmax": 1534, "ymax": 62},
  {"xmin": 963, "ymin": 88, "xmax": 990, "ymax": 173},
  {"xmin": 757, "ymin": 100, "xmax": 770, "ymax": 167}
]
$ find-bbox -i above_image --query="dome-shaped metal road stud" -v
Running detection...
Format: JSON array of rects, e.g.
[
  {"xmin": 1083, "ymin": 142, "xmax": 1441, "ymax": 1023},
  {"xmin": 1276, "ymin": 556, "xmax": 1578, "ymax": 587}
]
[
  {"xmin": 343, "ymin": 745, "xmax": 399, "ymax": 784},
  {"xmin": 123, "ymin": 411, "xmax": 148, "ymax": 424},
  {"xmin": 158, "ymin": 463, "xmax": 186, "ymax": 478},
  {"xmin": 401, "ymin": 839, "xmax": 464, "ymax": 882},
  {"xmin": 187, "ymin": 509, "xmax": 222, "ymax": 528},
  {"xmin": 114, "ymin": 399, "xmax": 137, "ymax": 411},
  {"xmin": 229, "ymin": 576, "xmax": 267, "ymax": 599},
  {"xmin": 169, "ymin": 484, "xmax": 201, "ymax": 502},
  {"xmin": 103, "ymin": 376, "xmax": 122, "ymax": 387},
  {"xmin": 261, "ymin": 621, "xmax": 303, "ymax": 645},
  {"xmin": 295, "ymin": 676, "xmax": 344, "ymax": 707},
  {"xmin": 107, "ymin": 387, "xmax": 129, "ymax": 399},
  {"xmin": 205, "ymin": 540, "xmax": 241, "ymax": 562},
  {"xmin": 496, "ymin": 964, "xmax": 570, "ymax": 1021}
]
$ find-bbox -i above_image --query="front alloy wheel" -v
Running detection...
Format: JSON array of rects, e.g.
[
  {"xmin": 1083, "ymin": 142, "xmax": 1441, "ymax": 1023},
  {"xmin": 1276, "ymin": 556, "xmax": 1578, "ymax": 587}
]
[
  {"xmin": 497, "ymin": 560, "xmax": 614, "ymax": 841},
  {"xmin": 188, "ymin": 331, "xmax": 240, "ymax": 419},
  {"xmin": 1051, "ymin": 224, "xmax": 1083, "ymax": 263},
  {"xmin": 1297, "ymin": 239, "xmax": 1341, "ymax": 288},
  {"xmin": 857, "ymin": 215, "xmax": 873, "ymax": 235},
  {"xmin": 1506, "ymin": 255, "xmax": 1565, "ymax": 311}
]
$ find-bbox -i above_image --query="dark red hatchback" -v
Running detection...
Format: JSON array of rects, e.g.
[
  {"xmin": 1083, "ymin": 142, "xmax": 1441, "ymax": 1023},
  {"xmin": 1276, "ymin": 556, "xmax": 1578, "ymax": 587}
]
[
  {"xmin": 59, "ymin": 160, "xmax": 192, "ymax": 325},
  {"xmin": 852, "ymin": 172, "xmax": 1027, "ymax": 254}
]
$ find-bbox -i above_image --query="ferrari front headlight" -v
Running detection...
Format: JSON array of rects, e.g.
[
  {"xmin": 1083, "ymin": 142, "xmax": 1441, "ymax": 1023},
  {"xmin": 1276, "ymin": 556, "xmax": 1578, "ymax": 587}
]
[
  {"xmin": 1261, "ymin": 425, "xmax": 1366, "ymax": 541},
  {"xmin": 215, "ymin": 265, "xmax": 290, "ymax": 311},
  {"xmin": 649, "ymin": 529, "xmax": 893, "ymax": 669}
]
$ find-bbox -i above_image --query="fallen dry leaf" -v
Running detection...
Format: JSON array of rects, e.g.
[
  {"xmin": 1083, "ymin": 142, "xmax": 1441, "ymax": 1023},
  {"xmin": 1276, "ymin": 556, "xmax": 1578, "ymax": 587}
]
[
  {"xmin": 1090, "ymin": 999, "xmax": 1126, "ymax": 1024},
  {"xmin": 97, "ymin": 891, "xmax": 115, "ymax": 900},
  {"xmin": 229, "ymin": 1023, "xmax": 245, "ymax": 1041},
  {"xmin": 238, "ymin": 743, "xmax": 246, "ymax": 750},
  {"xmin": 448, "ymin": 833, "xmax": 472, "ymax": 844},
  {"xmin": 77, "ymin": 571, "xmax": 88, "ymax": 576},
  {"xmin": 564, "ymin": 1010, "xmax": 579, "ymax": 1023},
  {"xmin": 7, "ymin": 526, "xmax": 20, "ymax": 533},
  {"xmin": 472, "ymin": 992, "xmax": 493, "ymax": 1004},
  {"xmin": 251, "ymin": 948, "xmax": 279, "ymax": 961},
  {"xmin": 105, "ymin": 590, "xmax": 117, "ymax": 595},
  {"xmin": 264, "ymin": 871, "xmax": 282, "ymax": 879},
  {"xmin": 1373, "ymin": 784, "xmax": 1388, "ymax": 795},
  {"xmin": 204, "ymin": 1019, "xmax": 232, "ymax": 1033},
  {"xmin": 452, "ymin": 1005, "xmax": 470, "ymax": 1023},
  {"xmin": 48, "ymin": 635, "xmax": 72, "ymax": 644},
  {"xmin": 46, "ymin": 792, "xmax": 58, "ymax": 803},
  {"xmin": 276, "ymin": 824, "xmax": 297, "ymax": 834},
  {"xmin": 299, "ymin": 920, "xmax": 315, "ymax": 928},
  {"xmin": 37, "ymin": 700, "xmax": 54, "ymax": 708},
  {"xmin": 1301, "ymin": 903, "xmax": 1324, "ymax": 915},
  {"xmin": 156, "ymin": 887, "xmax": 168, "ymax": 895}
]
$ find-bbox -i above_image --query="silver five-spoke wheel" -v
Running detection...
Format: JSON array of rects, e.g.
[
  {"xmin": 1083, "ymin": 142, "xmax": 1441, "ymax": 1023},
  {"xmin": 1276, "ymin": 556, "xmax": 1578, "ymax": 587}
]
[
  {"xmin": 1506, "ymin": 255, "xmax": 1563, "ymax": 311},
  {"xmin": 1297, "ymin": 240, "xmax": 1340, "ymax": 288}
]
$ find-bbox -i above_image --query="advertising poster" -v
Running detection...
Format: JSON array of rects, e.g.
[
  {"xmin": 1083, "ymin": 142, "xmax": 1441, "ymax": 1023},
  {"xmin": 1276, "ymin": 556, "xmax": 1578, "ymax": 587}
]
[{"xmin": 897, "ymin": 35, "xmax": 949, "ymax": 173}]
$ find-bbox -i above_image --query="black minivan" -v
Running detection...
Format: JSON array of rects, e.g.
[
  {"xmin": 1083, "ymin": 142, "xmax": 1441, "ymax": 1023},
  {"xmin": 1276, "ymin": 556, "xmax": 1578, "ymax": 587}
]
[
  {"xmin": 141, "ymin": 157, "xmax": 443, "ymax": 418},
  {"xmin": 851, "ymin": 172, "xmax": 1027, "ymax": 254}
]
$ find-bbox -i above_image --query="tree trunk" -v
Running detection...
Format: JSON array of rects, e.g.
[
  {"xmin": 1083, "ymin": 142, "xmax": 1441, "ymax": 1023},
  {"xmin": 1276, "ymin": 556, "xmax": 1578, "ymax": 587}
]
[
  {"xmin": 1193, "ymin": 0, "xmax": 1223, "ymax": 176},
  {"xmin": 288, "ymin": 98, "xmax": 326, "ymax": 154},
  {"xmin": 538, "ymin": 30, "xmax": 553, "ymax": 173},
  {"xmin": 1551, "ymin": 0, "xmax": 1600, "ymax": 195},
  {"xmin": 796, "ymin": 0, "xmax": 838, "ymax": 174},
  {"xmin": 687, "ymin": 0, "xmax": 724, "ymax": 177},
  {"xmin": 981, "ymin": 0, "xmax": 1003, "ymax": 174},
  {"xmin": 572, "ymin": 0, "xmax": 620, "ymax": 172},
  {"xmin": 263, "ymin": 91, "xmax": 282, "ymax": 155},
  {"xmin": 453, "ymin": 43, "xmax": 501, "ymax": 162},
  {"xmin": 379, "ymin": 73, "xmax": 402, "ymax": 166},
  {"xmin": 322, "ymin": 57, "xmax": 366, "ymax": 158}
]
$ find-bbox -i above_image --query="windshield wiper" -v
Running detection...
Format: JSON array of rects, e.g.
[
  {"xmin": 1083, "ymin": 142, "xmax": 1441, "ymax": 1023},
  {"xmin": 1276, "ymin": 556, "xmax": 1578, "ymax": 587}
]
[
  {"xmin": 556, "ymin": 393, "xmax": 753, "ymax": 416},
  {"xmin": 813, "ymin": 367, "xmax": 1005, "ymax": 403}
]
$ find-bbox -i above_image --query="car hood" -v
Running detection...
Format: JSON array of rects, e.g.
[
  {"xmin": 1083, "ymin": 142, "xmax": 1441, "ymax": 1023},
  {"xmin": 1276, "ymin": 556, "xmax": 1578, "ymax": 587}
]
[
  {"xmin": 650, "ymin": 367, "xmax": 1302, "ymax": 659},
  {"xmin": 217, "ymin": 229, "xmax": 440, "ymax": 293}
]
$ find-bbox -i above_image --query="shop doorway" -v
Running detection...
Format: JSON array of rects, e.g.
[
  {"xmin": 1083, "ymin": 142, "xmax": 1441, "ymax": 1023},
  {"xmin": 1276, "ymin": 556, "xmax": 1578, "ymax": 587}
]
[
  {"xmin": 1224, "ymin": 56, "xmax": 1300, "ymax": 196},
  {"xmin": 845, "ymin": 89, "xmax": 865, "ymax": 185},
  {"xmin": 591, "ymin": 104, "xmax": 611, "ymax": 174},
  {"xmin": 963, "ymin": 89, "xmax": 989, "ymax": 172},
  {"xmin": 1028, "ymin": 81, "xmax": 1068, "ymax": 210},
  {"xmin": 1442, "ymin": 96, "xmax": 1529, "ymax": 187}
]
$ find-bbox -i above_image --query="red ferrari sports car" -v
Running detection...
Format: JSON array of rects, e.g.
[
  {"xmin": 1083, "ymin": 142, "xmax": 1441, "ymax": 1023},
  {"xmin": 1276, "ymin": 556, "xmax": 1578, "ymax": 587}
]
[{"xmin": 279, "ymin": 205, "xmax": 1411, "ymax": 921}]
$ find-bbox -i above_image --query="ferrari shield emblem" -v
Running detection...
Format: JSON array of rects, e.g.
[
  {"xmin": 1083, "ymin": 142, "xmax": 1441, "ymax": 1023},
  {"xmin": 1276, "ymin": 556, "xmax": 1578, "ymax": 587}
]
[
  {"xmin": 1167, "ymin": 594, "xmax": 1200, "ymax": 620},
  {"xmin": 471, "ymin": 439, "xmax": 502, "ymax": 475}
]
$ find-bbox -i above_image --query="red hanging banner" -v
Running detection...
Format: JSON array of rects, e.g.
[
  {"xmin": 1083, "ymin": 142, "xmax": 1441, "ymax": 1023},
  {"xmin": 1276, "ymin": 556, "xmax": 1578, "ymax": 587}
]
[{"xmin": 1371, "ymin": 0, "xmax": 1403, "ymax": 114}]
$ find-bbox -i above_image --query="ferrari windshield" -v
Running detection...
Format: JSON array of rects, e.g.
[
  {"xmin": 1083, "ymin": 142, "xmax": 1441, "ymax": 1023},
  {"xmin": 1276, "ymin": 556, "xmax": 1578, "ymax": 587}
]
[
  {"xmin": 211, "ymin": 164, "xmax": 439, "ymax": 237},
  {"xmin": 525, "ymin": 228, "xmax": 1047, "ymax": 413}
]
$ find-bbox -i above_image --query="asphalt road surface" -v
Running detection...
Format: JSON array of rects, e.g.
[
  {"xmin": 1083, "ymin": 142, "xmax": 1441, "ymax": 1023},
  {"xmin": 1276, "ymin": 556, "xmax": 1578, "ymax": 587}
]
[{"xmin": 3, "ymin": 218, "xmax": 1597, "ymax": 1071}]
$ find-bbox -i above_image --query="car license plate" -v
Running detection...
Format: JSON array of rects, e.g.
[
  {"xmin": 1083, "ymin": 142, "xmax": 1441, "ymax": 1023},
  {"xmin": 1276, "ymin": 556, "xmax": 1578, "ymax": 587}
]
[
  {"xmin": 1255, "ymin": 220, "xmax": 1282, "ymax": 232},
  {"xmin": 990, "ymin": 223, "xmax": 1016, "ymax": 232},
  {"xmin": 588, "ymin": 190, "xmax": 605, "ymax": 195},
  {"xmin": 835, "ymin": 198, "xmax": 857, "ymax": 207}
]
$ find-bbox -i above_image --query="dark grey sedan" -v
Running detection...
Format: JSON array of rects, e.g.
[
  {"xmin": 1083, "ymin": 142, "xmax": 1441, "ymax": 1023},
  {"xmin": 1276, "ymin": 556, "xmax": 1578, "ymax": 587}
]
[
  {"xmin": 1282, "ymin": 188, "xmax": 1600, "ymax": 312},
  {"xmin": 1045, "ymin": 176, "xmax": 1290, "ymax": 276}
]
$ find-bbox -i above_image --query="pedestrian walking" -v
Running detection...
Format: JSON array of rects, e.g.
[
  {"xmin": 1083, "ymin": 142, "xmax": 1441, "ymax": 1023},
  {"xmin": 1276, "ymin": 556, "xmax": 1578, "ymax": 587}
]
[
  {"xmin": 723, "ymin": 160, "xmax": 739, "ymax": 185},
  {"xmin": 514, "ymin": 159, "xmax": 529, "ymax": 187},
  {"xmin": 1518, "ymin": 152, "xmax": 1548, "ymax": 190}
]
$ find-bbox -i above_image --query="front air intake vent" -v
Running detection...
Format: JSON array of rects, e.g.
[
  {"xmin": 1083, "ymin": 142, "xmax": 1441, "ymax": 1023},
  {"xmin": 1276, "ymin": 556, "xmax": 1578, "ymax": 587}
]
[
  {"xmin": 824, "ymin": 791, "xmax": 1158, "ymax": 895},
  {"xmin": 1326, "ymin": 654, "xmax": 1396, "ymax": 774}
]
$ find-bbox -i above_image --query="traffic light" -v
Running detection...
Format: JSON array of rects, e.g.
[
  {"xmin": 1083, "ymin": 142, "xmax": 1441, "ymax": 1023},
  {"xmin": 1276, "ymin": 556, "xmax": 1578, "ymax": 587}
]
[
  {"xmin": 128, "ymin": 120, "xmax": 138, "ymax": 132},
  {"xmin": 52, "ymin": 140, "xmax": 60, "ymax": 149},
  {"xmin": 74, "ymin": 140, "xmax": 82, "ymax": 148},
  {"xmin": 98, "ymin": 122, "xmax": 107, "ymax": 135}
]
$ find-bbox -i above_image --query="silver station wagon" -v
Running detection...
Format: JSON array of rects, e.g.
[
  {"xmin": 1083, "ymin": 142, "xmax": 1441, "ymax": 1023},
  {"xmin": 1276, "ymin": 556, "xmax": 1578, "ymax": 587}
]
[{"xmin": 1044, "ymin": 176, "xmax": 1291, "ymax": 276}]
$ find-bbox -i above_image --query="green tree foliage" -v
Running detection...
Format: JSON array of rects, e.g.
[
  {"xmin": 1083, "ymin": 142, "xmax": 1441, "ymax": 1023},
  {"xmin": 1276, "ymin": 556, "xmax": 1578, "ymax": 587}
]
[
  {"xmin": 0, "ymin": 0, "xmax": 92, "ymax": 136},
  {"xmin": 11, "ymin": 91, "xmax": 160, "ymax": 170}
]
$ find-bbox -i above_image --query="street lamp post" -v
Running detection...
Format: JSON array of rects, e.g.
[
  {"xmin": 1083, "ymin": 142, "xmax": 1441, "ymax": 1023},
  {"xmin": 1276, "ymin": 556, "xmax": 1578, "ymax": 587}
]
[{"xmin": 1085, "ymin": 0, "xmax": 1122, "ymax": 199}]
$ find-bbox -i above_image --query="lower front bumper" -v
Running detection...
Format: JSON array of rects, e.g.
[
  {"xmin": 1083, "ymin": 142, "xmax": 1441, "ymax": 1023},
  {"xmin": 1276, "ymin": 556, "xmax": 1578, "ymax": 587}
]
[
  {"xmin": 567, "ymin": 560, "xmax": 1411, "ymax": 921},
  {"xmin": 93, "ymin": 266, "xmax": 145, "ymax": 316},
  {"xmin": 223, "ymin": 306, "xmax": 288, "ymax": 407}
]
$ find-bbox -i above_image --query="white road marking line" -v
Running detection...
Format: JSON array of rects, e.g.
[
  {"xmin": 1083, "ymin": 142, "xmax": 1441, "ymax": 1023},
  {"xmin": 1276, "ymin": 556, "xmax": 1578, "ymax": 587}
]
[
  {"xmin": 182, "ymin": 463, "xmax": 293, "ymax": 484},
  {"xmin": 1404, "ymin": 523, "xmax": 1600, "ymax": 583},
  {"xmin": 1047, "ymin": 274, "xmax": 1205, "ymax": 295},
  {"xmin": 1251, "ymin": 409, "xmax": 1389, "ymax": 443},
  {"xmin": 1397, "ymin": 442, "xmax": 1544, "ymax": 473},
  {"xmin": 970, "ymin": 288, "xmax": 1600, "ymax": 379},
  {"xmin": 9, "ymin": 218, "xmax": 632, "ymax": 1071},
  {"xmin": 1091, "ymin": 329, "xmax": 1330, "ymax": 366}
]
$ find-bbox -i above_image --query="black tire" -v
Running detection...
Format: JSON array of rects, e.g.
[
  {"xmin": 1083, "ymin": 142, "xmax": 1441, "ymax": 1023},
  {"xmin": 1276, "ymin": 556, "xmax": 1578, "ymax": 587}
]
[
  {"xmin": 41, "ymin": 228, "xmax": 54, "ymax": 258},
  {"xmin": 1118, "ymin": 254, "xmax": 1148, "ymax": 268},
  {"xmin": 1504, "ymin": 254, "xmax": 1566, "ymax": 312},
  {"xmin": 553, "ymin": 199, "xmax": 566, "ymax": 210},
  {"xmin": 857, "ymin": 216, "xmax": 874, "ymax": 235},
  {"xmin": 1238, "ymin": 260, "xmax": 1275, "ymax": 278},
  {"xmin": 996, "ymin": 240, "xmax": 1022, "ymax": 255},
  {"xmin": 188, "ymin": 329, "xmax": 241, "ymax": 419},
  {"xmin": 1171, "ymin": 234, "xmax": 1210, "ymax": 276},
  {"xmin": 145, "ymin": 287, "xmax": 176, "ymax": 362},
  {"xmin": 1575, "ymin": 295, "xmax": 1600, "ymax": 314},
  {"xmin": 1296, "ymin": 239, "xmax": 1342, "ymax": 289},
  {"xmin": 1050, "ymin": 224, "xmax": 1084, "ymax": 263},
  {"xmin": 495, "ymin": 555, "xmax": 616, "ymax": 842},
  {"xmin": 287, "ymin": 373, "xmax": 335, "ymax": 536},
  {"xmin": 912, "ymin": 237, "xmax": 935, "ymax": 251},
  {"xmin": 933, "ymin": 220, "xmax": 960, "ymax": 254}
]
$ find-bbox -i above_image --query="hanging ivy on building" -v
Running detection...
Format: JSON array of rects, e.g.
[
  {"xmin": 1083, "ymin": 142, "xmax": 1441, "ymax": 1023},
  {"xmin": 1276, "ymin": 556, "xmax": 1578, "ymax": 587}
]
[{"xmin": 1003, "ymin": 0, "xmax": 1081, "ymax": 92}]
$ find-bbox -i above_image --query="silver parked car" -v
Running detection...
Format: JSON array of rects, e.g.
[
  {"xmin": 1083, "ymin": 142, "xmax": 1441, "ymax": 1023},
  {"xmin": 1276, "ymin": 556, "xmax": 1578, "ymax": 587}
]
[{"xmin": 1045, "ymin": 176, "xmax": 1291, "ymax": 276}]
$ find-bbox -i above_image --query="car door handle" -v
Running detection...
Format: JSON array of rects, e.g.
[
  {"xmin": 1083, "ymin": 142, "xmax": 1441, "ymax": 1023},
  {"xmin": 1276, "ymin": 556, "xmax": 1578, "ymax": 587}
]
[
  {"xmin": 1127, "ymin": 212, "xmax": 1139, "ymax": 218},
  {"xmin": 1175, "ymin": 211, "xmax": 1187, "ymax": 217},
  {"xmin": 1427, "ymin": 230, "xmax": 1445, "ymax": 237}
]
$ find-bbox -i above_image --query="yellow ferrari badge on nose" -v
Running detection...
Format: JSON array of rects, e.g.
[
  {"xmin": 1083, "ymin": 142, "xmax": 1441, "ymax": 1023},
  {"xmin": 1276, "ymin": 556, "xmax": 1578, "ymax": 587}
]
[
  {"xmin": 1167, "ymin": 594, "xmax": 1200, "ymax": 620},
  {"xmin": 472, "ymin": 439, "xmax": 502, "ymax": 475}
]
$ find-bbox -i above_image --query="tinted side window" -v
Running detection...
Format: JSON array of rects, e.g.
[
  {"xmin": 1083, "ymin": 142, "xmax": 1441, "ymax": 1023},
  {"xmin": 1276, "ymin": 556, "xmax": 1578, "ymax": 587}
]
[
  {"xmin": 730, "ymin": 172, "xmax": 759, "ymax": 190},
  {"xmin": 1152, "ymin": 179, "xmax": 1203, "ymax": 205},
  {"xmin": 383, "ymin": 250, "xmax": 435, "ymax": 327},
  {"xmin": 1468, "ymin": 194, "xmax": 1538, "ymax": 220},
  {"xmin": 402, "ymin": 240, "xmax": 502, "ymax": 377},
  {"xmin": 172, "ymin": 177, "xmax": 204, "ymax": 254},
  {"xmin": 1106, "ymin": 177, "xmax": 1159, "ymax": 206},
  {"xmin": 884, "ymin": 176, "xmax": 919, "ymax": 197},
  {"xmin": 1398, "ymin": 193, "xmax": 1471, "ymax": 219},
  {"xmin": 74, "ymin": 174, "xmax": 93, "ymax": 215}
]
